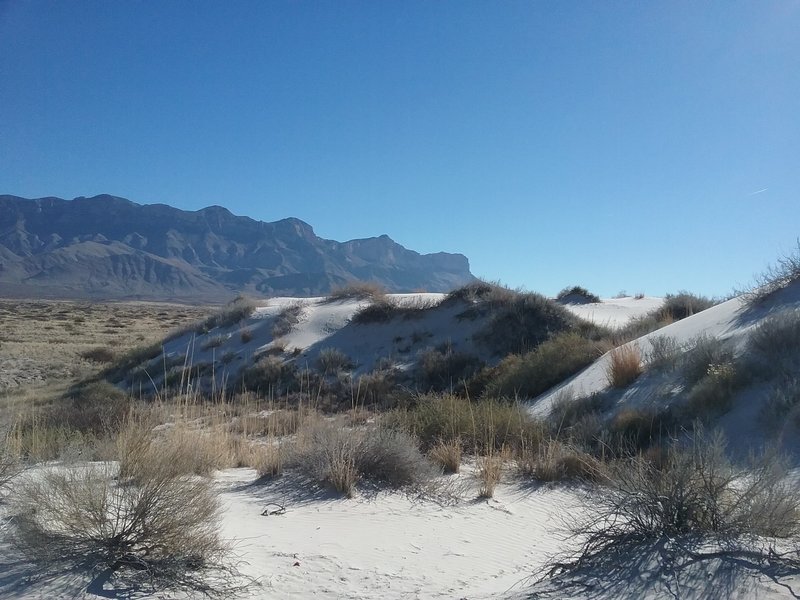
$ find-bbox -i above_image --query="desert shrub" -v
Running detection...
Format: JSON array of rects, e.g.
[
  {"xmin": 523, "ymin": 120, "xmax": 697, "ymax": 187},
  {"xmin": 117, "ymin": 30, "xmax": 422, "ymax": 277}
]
[
  {"xmin": 606, "ymin": 344, "xmax": 643, "ymax": 388},
  {"xmin": 487, "ymin": 332, "xmax": 604, "ymax": 398},
  {"xmin": 0, "ymin": 431, "xmax": 21, "ymax": 491},
  {"xmin": 118, "ymin": 421, "xmax": 234, "ymax": 480},
  {"xmin": 102, "ymin": 342, "xmax": 162, "ymax": 383},
  {"xmin": 240, "ymin": 328, "xmax": 253, "ymax": 343},
  {"xmin": 443, "ymin": 279, "xmax": 514, "ymax": 306},
  {"xmin": 271, "ymin": 303, "xmax": 303, "ymax": 338},
  {"xmin": 761, "ymin": 377, "xmax": 800, "ymax": 427},
  {"xmin": 746, "ymin": 308, "xmax": 800, "ymax": 378},
  {"xmin": 428, "ymin": 438, "xmax": 462, "ymax": 473},
  {"xmin": 607, "ymin": 408, "xmax": 672, "ymax": 452},
  {"xmin": 646, "ymin": 335, "xmax": 681, "ymax": 371},
  {"xmin": 355, "ymin": 368, "xmax": 398, "ymax": 407},
  {"xmin": 358, "ymin": 427, "xmax": 438, "ymax": 488},
  {"xmin": 684, "ymin": 362, "xmax": 740, "ymax": 420},
  {"xmin": 658, "ymin": 291, "xmax": 715, "ymax": 321},
  {"xmin": 80, "ymin": 346, "xmax": 116, "ymax": 363},
  {"xmin": 524, "ymin": 439, "xmax": 599, "ymax": 482},
  {"xmin": 680, "ymin": 335, "xmax": 734, "ymax": 386},
  {"xmin": 325, "ymin": 281, "xmax": 386, "ymax": 302},
  {"xmin": 316, "ymin": 347, "xmax": 354, "ymax": 373},
  {"xmin": 61, "ymin": 381, "xmax": 131, "ymax": 434},
  {"xmin": 548, "ymin": 390, "xmax": 614, "ymax": 432},
  {"xmin": 416, "ymin": 348, "xmax": 483, "ymax": 391},
  {"xmin": 201, "ymin": 335, "xmax": 227, "ymax": 350},
  {"xmin": 294, "ymin": 421, "xmax": 434, "ymax": 496},
  {"xmin": 251, "ymin": 442, "xmax": 287, "ymax": 478},
  {"xmin": 556, "ymin": 285, "xmax": 601, "ymax": 304},
  {"xmin": 613, "ymin": 312, "xmax": 671, "ymax": 344},
  {"xmin": 241, "ymin": 356, "xmax": 299, "ymax": 395},
  {"xmin": 201, "ymin": 295, "xmax": 257, "ymax": 331},
  {"xmin": 387, "ymin": 394, "xmax": 545, "ymax": 455},
  {"xmin": 9, "ymin": 460, "xmax": 228, "ymax": 594},
  {"xmin": 742, "ymin": 240, "xmax": 800, "ymax": 305},
  {"xmin": 475, "ymin": 291, "xmax": 577, "ymax": 355},
  {"xmin": 231, "ymin": 409, "xmax": 305, "ymax": 437}
]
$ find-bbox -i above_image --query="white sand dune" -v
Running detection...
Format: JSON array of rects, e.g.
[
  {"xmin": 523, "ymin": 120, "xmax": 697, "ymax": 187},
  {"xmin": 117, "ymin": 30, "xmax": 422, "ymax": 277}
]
[{"xmin": 561, "ymin": 295, "xmax": 664, "ymax": 328}]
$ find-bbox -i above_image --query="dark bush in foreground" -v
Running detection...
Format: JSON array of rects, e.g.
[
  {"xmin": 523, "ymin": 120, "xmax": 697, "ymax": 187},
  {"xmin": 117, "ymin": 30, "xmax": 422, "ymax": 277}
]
[
  {"xmin": 658, "ymin": 292, "xmax": 715, "ymax": 321},
  {"xmin": 416, "ymin": 348, "xmax": 484, "ymax": 391}
]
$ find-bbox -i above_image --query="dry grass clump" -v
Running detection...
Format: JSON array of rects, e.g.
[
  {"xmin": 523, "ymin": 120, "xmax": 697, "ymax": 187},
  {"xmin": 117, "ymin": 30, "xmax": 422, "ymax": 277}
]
[
  {"xmin": 251, "ymin": 442, "xmax": 287, "ymax": 478},
  {"xmin": 240, "ymin": 328, "xmax": 253, "ymax": 343},
  {"xmin": 241, "ymin": 356, "xmax": 298, "ymax": 395},
  {"xmin": 606, "ymin": 344, "xmax": 643, "ymax": 388},
  {"xmin": 522, "ymin": 439, "xmax": 600, "ymax": 482},
  {"xmin": 201, "ymin": 335, "xmax": 227, "ymax": 350},
  {"xmin": 746, "ymin": 308, "xmax": 800, "ymax": 378},
  {"xmin": 657, "ymin": 292, "xmax": 715, "ymax": 321},
  {"xmin": 324, "ymin": 281, "xmax": 386, "ymax": 303},
  {"xmin": 428, "ymin": 437, "xmax": 462, "ymax": 473},
  {"xmin": 200, "ymin": 295, "xmax": 258, "ymax": 331},
  {"xmin": 476, "ymin": 448, "xmax": 509, "ymax": 498},
  {"xmin": 488, "ymin": 332, "xmax": 605, "ymax": 398},
  {"xmin": 684, "ymin": 361, "xmax": 739, "ymax": 420},
  {"xmin": 102, "ymin": 342, "xmax": 163, "ymax": 384},
  {"xmin": 761, "ymin": 377, "xmax": 800, "ymax": 427}
]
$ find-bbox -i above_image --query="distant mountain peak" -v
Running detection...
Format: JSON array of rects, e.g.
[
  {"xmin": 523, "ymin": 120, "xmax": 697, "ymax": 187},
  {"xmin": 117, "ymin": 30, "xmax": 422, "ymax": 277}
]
[{"xmin": 0, "ymin": 194, "xmax": 475, "ymax": 301}]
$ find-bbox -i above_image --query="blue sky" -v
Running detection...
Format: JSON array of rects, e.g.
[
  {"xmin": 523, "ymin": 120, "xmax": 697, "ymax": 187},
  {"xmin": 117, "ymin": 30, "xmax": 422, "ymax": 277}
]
[{"xmin": 1, "ymin": 1, "xmax": 798, "ymax": 297}]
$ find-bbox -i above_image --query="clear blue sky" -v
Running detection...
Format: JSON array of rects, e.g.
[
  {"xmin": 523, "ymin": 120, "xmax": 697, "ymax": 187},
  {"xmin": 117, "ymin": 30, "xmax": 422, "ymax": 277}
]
[{"xmin": 1, "ymin": 1, "xmax": 798, "ymax": 298}]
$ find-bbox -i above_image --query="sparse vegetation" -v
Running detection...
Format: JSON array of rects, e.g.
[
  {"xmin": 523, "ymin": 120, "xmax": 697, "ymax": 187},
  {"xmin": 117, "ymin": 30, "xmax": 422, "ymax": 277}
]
[
  {"xmin": 317, "ymin": 347, "xmax": 354, "ymax": 373},
  {"xmin": 658, "ymin": 291, "xmax": 715, "ymax": 321},
  {"xmin": 416, "ymin": 347, "xmax": 483, "ymax": 391},
  {"xmin": 324, "ymin": 281, "xmax": 386, "ymax": 303},
  {"xmin": 271, "ymin": 302, "xmax": 303, "ymax": 338},
  {"xmin": 742, "ymin": 239, "xmax": 800, "ymax": 305}
]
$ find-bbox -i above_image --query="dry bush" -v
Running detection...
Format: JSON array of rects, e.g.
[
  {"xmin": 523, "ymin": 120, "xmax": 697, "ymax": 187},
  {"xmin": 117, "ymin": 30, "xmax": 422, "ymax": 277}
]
[
  {"xmin": 80, "ymin": 346, "xmax": 116, "ymax": 363},
  {"xmin": 646, "ymin": 335, "xmax": 681, "ymax": 371},
  {"xmin": 742, "ymin": 240, "xmax": 800, "ymax": 305},
  {"xmin": 271, "ymin": 303, "xmax": 303, "ymax": 338},
  {"xmin": 201, "ymin": 335, "xmax": 227, "ymax": 350},
  {"xmin": 325, "ymin": 281, "xmax": 386, "ymax": 303},
  {"xmin": 251, "ymin": 442, "xmax": 287, "ymax": 478},
  {"xmin": 429, "ymin": 438, "xmax": 462, "ymax": 473},
  {"xmin": 8, "ymin": 459, "xmax": 230, "ymax": 596},
  {"xmin": 761, "ymin": 377, "xmax": 800, "ymax": 427},
  {"xmin": 293, "ymin": 421, "xmax": 435, "ymax": 497},
  {"xmin": 201, "ymin": 295, "xmax": 258, "ymax": 331},
  {"xmin": 488, "ymin": 332, "xmax": 604, "ymax": 398},
  {"xmin": 521, "ymin": 439, "xmax": 599, "ymax": 482},
  {"xmin": 231, "ymin": 409, "xmax": 305, "ymax": 437},
  {"xmin": 118, "ymin": 420, "xmax": 234, "ymax": 481},
  {"xmin": 240, "ymin": 328, "xmax": 253, "ymax": 343},
  {"xmin": 241, "ymin": 356, "xmax": 298, "ymax": 395},
  {"xmin": 316, "ymin": 347, "xmax": 354, "ymax": 373},
  {"xmin": 606, "ymin": 344, "xmax": 643, "ymax": 388}
]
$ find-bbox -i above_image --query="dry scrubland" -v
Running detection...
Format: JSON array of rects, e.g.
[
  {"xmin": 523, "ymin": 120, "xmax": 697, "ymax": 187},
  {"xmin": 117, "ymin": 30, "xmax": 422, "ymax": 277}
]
[{"xmin": 2, "ymin": 246, "xmax": 800, "ymax": 598}]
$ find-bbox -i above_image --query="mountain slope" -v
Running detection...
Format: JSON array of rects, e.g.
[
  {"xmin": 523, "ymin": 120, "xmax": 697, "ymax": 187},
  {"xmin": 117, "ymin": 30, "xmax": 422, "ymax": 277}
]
[{"xmin": 0, "ymin": 195, "xmax": 474, "ymax": 300}]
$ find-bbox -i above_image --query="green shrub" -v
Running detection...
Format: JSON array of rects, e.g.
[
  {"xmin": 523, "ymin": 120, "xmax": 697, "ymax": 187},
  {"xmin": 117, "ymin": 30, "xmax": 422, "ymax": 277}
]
[
  {"xmin": 387, "ymin": 394, "xmax": 545, "ymax": 454},
  {"xmin": 556, "ymin": 285, "xmax": 601, "ymax": 304},
  {"xmin": 658, "ymin": 292, "xmax": 715, "ymax": 321},
  {"xmin": 487, "ymin": 332, "xmax": 603, "ymax": 398},
  {"xmin": 475, "ymin": 291, "xmax": 577, "ymax": 355},
  {"xmin": 416, "ymin": 348, "xmax": 483, "ymax": 391}
]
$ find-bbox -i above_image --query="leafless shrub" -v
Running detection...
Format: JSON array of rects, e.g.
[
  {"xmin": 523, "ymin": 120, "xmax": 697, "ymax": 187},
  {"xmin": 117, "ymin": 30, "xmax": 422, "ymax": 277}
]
[
  {"xmin": 606, "ymin": 344, "xmax": 643, "ymax": 388},
  {"xmin": 658, "ymin": 292, "xmax": 715, "ymax": 321},
  {"xmin": 201, "ymin": 335, "xmax": 227, "ymax": 351},
  {"xmin": 240, "ymin": 328, "xmax": 253, "ymax": 343},
  {"xmin": 685, "ymin": 362, "xmax": 739, "ymax": 420},
  {"xmin": 543, "ymin": 429, "xmax": 800, "ymax": 584},
  {"xmin": 8, "ymin": 458, "xmax": 233, "ymax": 596},
  {"xmin": 681, "ymin": 335, "xmax": 734, "ymax": 386},
  {"xmin": 741, "ymin": 240, "xmax": 800, "ymax": 305},
  {"xmin": 746, "ymin": 308, "xmax": 800, "ymax": 379}
]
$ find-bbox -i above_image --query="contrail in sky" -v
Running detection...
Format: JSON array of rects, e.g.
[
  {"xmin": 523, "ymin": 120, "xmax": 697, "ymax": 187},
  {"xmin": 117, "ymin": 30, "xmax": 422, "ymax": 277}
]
[{"xmin": 748, "ymin": 188, "xmax": 769, "ymax": 195}]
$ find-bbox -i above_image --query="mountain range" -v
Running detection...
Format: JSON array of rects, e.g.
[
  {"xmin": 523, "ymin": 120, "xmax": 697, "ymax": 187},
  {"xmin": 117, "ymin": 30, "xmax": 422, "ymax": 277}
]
[{"xmin": 0, "ymin": 195, "xmax": 474, "ymax": 301}]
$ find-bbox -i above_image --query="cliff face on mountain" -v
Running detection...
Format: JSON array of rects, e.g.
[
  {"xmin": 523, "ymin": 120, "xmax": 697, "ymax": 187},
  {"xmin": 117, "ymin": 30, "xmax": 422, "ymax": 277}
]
[{"xmin": 0, "ymin": 195, "xmax": 474, "ymax": 301}]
